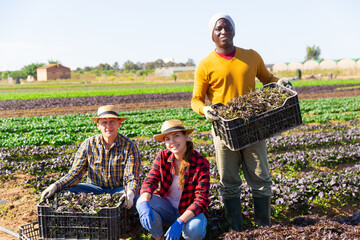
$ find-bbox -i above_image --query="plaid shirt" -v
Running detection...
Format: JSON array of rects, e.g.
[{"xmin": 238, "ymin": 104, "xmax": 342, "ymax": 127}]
[
  {"xmin": 140, "ymin": 149, "xmax": 210, "ymax": 216},
  {"xmin": 55, "ymin": 133, "xmax": 141, "ymax": 193}
]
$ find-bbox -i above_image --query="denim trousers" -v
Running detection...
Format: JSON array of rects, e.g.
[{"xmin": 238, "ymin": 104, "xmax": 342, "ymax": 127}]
[
  {"xmin": 65, "ymin": 183, "xmax": 139, "ymax": 213},
  {"xmin": 211, "ymin": 127, "xmax": 272, "ymax": 199},
  {"xmin": 136, "ymin": 194, "xmax": 207, "ymax": 239},
  {"xmin": 65, "ymin": 183, "xmax": 124, "ymax": 194}
]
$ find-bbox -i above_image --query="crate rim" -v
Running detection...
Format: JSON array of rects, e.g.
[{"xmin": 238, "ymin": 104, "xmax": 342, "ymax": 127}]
[
  {"xmin": 211, "ymin": 82, "xmax": 299, "ymax": 123},
  {"xmin": 37, "ymin": 192, "xmax": 124, "ymax": 216}
]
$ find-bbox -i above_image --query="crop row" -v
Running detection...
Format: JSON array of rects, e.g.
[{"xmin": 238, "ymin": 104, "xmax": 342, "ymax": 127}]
[
  {"xmin": 0, "ymin": 92, "xmax": 192, "ymax": 110},
  {"xmin": 1, "ymin": 79, "xmax": 360, "ymax": 102},
  {"xmin": 294, "ymin": 83, "xmax": 360, "ymax": 94},
  {"xmin": 1, "ymin": 83, "xmax": 360, "ymax": 111},
  {"xmin": 1, "ymin": 122, "xmax": 359, "ymax": 178},
  {"xmin": 1, "ymin": 95, "xmax": 360, "ymax": 147},
  {"xmin": 269, "ymin": 143, "xmax": 360, "ymax": 170},
  {"xmin": 0, "ymin": 84, "xmax": 194, "ymax": 101},
  {"xmin": 300, "ymin": 96, "xmax": 360, "ymax": 114}
]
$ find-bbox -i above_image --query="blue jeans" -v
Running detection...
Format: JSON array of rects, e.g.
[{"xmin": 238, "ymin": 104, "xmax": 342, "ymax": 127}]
[
  {"xmin": 65, "ymin": 183, "xmax": 139, "ymax": 213},
  {"xmin": 65, "ymin": 183, "xmax": 124, "ymax": 194},
  {"xmin": 136, "ymin": 194, "xmax": 207, "ymax": 240}
]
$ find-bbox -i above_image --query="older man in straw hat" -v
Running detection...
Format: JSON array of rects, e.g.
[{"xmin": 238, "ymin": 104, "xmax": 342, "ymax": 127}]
[
  {"xmin": 191, "ymin": 13, "xmax": 293, "ymax": 232},
  {"xmin": 40, "ymin": 105, "xmax": 141, "ymax": 210}
]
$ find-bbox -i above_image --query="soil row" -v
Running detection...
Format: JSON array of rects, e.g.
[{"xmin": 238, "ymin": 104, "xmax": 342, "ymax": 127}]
[{"xmin": 0, "ymin": 87, "xmax": 359, "ymax": 118}]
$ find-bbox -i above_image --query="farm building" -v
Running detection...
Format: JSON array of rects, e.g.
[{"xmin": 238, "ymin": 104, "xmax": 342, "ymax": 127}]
[
  {"xmin": 271, "ymin": 58, "xmax": 360, "ymax": 73},
  {"xmin": 272, "ymin": 62, "xmax": 288, "ymax": 72},
  {"xmin": 336, "ymin": 58, "xmax": 356, "ymax": 70},
  {"xmin": 287, "ymin": 61, "xmax": 303, "ymax": 71},
  {"xmin": 155, "ymin": 66, "xmax": 196, "ymax": 76},
  {"xmin": 37, "ymin": 64, "xmax": 71, "ymax": 81},
  {"xmin": 303, "ymin": 60, "xmax": 320, "ymax": 71},
  {"xmin": 319, "ymin": 59, "xmax": 337, "ymax": 70}
]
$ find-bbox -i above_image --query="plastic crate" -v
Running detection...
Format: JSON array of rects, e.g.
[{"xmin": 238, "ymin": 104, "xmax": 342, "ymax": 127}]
[
  {"xmin": 38, "ymin": 200, "xmax": 125, "ymax": 240},
  {"xmin": 212, "ymin": 82, "xmax": 302, "ymax": 151},
  {"xmin": 19, "ymin": 222, "xmax": 40, "ymax": 240}
]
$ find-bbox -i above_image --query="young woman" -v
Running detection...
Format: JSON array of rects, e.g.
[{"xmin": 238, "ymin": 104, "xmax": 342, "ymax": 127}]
[{"xmin": 136, "ymin": 119, "xmax": 210, "ymax": 240}]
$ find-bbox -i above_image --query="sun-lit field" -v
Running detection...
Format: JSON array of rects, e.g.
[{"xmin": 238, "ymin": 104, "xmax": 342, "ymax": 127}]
[{"xmin": 1, "ymin": 78, "xmax": 360, "ymax": 239}]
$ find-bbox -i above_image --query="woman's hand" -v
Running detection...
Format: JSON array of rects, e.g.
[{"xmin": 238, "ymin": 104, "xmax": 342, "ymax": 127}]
[
  {"xmin": 164, "ymin": 218, "xmax": 184, "ymax": 240},
  {"xmin": 137, "ymin": 201, "xmax": 154, "ymax": 231}
]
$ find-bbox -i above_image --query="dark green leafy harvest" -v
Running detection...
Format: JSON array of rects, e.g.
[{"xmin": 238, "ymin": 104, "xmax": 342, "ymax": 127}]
[
  {"xmin": 43, "ymin": 191, "xmax": 122, "ymax": 214},
  {"xmin": 213, "ymin": 87, "xmax": 292, "ymax": 120}
]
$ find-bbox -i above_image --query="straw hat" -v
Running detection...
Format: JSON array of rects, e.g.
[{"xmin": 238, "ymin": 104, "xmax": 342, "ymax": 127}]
[
  {"xmin": 90, "ymin": 105, "xmax": 128, "ymax": 122},
  {"xmin": 153, "ymin": 119, "xmax": 195, "ymax": 142}
]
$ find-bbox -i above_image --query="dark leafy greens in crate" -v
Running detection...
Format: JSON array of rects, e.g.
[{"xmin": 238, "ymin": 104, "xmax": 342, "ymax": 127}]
[
  {"xmin": 211, "ymin": 83, "xmax": 302, "ymax": 151},
  {"xmin": 212, "ymin": 87, "xmax": 293, "ymax": 121},
  {"xmin": 38, "ymin": 191, "xmax": 125, "ymax": 240},
  {"xmin": 43, "ymin": 191, "xmax": 123, "ymax": 214}
]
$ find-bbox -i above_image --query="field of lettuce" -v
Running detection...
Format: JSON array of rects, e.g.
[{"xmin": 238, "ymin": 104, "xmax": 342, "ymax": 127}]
[{"xmin": 0, "ymin": 80, "xmax": 360, "ymax": 239}]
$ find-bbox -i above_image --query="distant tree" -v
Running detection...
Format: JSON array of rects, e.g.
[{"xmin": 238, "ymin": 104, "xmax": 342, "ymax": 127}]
[
  {"xmin": 136, "ymin": 62, "xmax": 145, "ymax": 70},
  {"xmin": 154, "ymin": 59, "xmax": 165, "ymax": 68},
  {"xmin": 75, "ymin": 67, "xmax": 83, "ymax": 73},
  {"xmin": 21, "ymin": 63, "xmax": 45, "ymax": 78},
  {"xmin": 164, "ymin": 61, "xmax": 175, "ymax": 67},
  {"xmin": 83, "ymin": 66, "xmax": 93, "ymax": 71},
  {"xmin": 48, "ymin": 59, "xmax": 60, "ymax": 64},
  {"xmin": 10, "ymin": 70, "xmax": 26, "ymax": 79},
  {"xmin": 305, "ymin": 45, "xmax": 321, "ymax": 61},
  {"xmin": 185, "ymin": 58, "xmax": 195, "ymax": 66},
  {"xmin": 112, "ymin": 62, "xmax": 119, "ymax": 71},
  {"xmin": 145, "ymin": 62, "xmax": 156, "ymax": 70},
  {"xmin": 175, "ymin": 63, "xmax": 185, "ymax": 67},
  {"xmin": 96, "ymin": 63, "xmax": 112, "ymax": 71},
  {"xmin": 123, "ymin": 60, "xmax": 139, "ymax": 71}
]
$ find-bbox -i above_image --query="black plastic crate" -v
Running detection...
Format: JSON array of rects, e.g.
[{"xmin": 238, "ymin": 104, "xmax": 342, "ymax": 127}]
[
  {"xmin": 212, "ymin": 82, "xmax": 302, "ymax": 151},
  {"xmin": 19, "ymin": 222, "xmax": 40, "ymax": 240},
  {"xmin": 38, "ymin": 199, "xmax": 124, "ymax": 240}
]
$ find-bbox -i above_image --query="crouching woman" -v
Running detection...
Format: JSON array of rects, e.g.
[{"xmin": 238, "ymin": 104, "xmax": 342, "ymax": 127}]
[{"xmin": 136, "ymin": 119, "xmax": 210, "ymax": 240}]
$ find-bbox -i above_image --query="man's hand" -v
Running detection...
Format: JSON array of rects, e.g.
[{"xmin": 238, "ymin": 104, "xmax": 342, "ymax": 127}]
[
  {"xmin": 203, "ymin": 106, "xmax": 219, "ymax": 122},
  {"xmin": 277, "ymin": 78, "xmax": 293, "ymax": 89},
  {"xmin": 120, "ymin": 190, "xmax": 135, "ymax": 209},
  {"xmin": 164, "ymin": 218, "xmax": 184, "ymax": 240},
  {"xmin": 137, "ymin": 201, "xmax": 154, "ymax": 231},
  {"xmin": 40, "ymin": 184, "xmax": 57, "ymax": 202}
]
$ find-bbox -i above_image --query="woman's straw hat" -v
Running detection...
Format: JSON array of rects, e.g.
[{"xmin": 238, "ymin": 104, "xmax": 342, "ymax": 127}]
[
  {"xmin": 153, "ymin": 119, "xmax": 194, "ymax": 142},
  {"xmin": 90, "ymin": 105, "xmax": 128, "ymax": 122}
]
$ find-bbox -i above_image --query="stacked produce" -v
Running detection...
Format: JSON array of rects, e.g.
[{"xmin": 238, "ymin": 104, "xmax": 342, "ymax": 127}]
[
  {"xmin": 212, "ymin": 87, "xmax": 292, "ymax": 120},
  {"xmin": 42, "ymin": 191, "xmax": 122, "ymax": 214}
]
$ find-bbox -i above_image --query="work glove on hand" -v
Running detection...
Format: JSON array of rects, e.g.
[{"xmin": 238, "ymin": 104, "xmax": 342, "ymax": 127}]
[
  {"xmin": 277, "ymin": 78, "xmax": 293, "ymax": 89},
  {"xmin": 40, "ymin": 184, "xmax": 57, "ymax": 202},
  {"xmin": 137, "ymin": 201, "xmax": 154, "ymax": 232},
  {"xmin": 119, "ymin": 190, "xmax": 135, "ymax": 209},
  {"xmin": 203, "ymin": 106, "xmax": 219, "ymax": 122},
  {"xmin": 164, "ymin": 218, "xmax": 184, "ymax": 240}
]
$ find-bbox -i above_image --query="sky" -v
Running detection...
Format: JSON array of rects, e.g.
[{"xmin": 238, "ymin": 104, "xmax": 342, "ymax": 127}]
[{"xmin": 0, "ymin": 0, "xmax": 359, "ymax": 71}]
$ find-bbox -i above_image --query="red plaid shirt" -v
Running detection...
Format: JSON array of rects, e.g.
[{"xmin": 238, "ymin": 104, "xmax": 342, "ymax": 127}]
[{"xmin": 140, "ymin": 149, "xmax": 210, "ymax": 216}]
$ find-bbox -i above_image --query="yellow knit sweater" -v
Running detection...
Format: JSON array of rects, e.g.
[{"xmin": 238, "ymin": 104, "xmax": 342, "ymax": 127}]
[{"xmin": 191, "ymin": 47, "xmax": 278, "ymax": 115}]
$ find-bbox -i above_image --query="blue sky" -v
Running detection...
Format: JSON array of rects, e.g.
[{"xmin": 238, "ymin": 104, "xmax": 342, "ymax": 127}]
[{"xmin": 0, "ymin": 0, "xmax": 359, "ymax": 71}]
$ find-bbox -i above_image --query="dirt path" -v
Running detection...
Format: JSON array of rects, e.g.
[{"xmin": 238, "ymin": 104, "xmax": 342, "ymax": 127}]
[{"xmin": 0, "ymin": 174, "xmax": 38, "ymax": 240}]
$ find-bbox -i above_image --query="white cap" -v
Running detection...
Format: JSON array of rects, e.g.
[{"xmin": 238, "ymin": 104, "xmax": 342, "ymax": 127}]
[{"xmin": 208, "ymin": 13, "xmax": 235, "ymax": 39}]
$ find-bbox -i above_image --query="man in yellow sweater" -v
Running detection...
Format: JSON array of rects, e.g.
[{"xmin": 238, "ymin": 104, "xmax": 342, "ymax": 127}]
[{"xmin": 191, "ymin": 13, "xmax": 292, "ymax": 232}]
